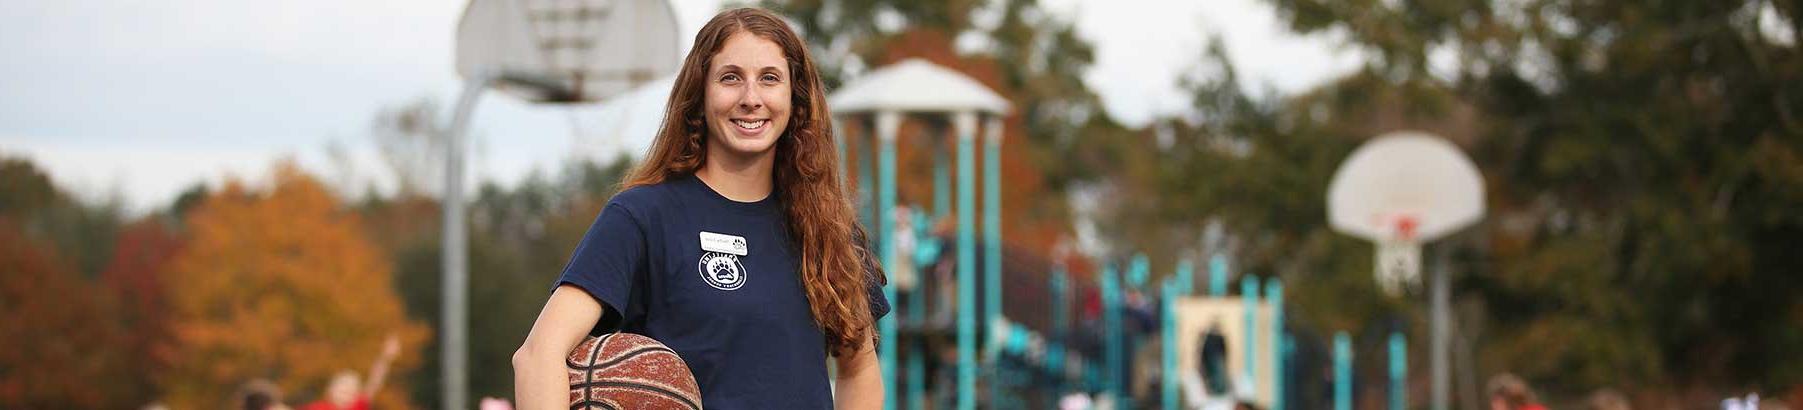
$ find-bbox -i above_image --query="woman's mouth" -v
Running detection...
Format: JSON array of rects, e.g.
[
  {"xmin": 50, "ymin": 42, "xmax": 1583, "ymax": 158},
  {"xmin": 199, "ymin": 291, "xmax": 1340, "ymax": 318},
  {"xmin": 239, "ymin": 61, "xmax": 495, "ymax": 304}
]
[{"xmin": 733, "ymin": 119, "xmax": 767, "ymax": 131}]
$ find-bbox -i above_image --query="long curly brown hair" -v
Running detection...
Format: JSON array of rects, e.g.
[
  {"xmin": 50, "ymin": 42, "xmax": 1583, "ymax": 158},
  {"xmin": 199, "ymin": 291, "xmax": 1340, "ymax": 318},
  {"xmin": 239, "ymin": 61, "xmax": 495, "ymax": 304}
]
[{"xmin": 621, "ymin": 7, "xmax": 880, "ymax": 357}]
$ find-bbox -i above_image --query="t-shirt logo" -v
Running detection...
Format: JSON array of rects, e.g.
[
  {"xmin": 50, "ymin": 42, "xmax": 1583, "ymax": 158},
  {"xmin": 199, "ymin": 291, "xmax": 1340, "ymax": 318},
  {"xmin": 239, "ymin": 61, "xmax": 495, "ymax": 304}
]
[{"xmin": 698, "ymin": 251, "xmax": 747, "ymax": 291}]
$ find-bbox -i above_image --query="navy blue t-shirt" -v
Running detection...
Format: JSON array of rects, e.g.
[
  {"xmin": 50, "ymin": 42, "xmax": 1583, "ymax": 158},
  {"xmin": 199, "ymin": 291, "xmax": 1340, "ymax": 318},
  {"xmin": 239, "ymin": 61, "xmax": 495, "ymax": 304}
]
[{"xmin": 554, "ymin": 174, "xmax": 890, "ymax": 409}]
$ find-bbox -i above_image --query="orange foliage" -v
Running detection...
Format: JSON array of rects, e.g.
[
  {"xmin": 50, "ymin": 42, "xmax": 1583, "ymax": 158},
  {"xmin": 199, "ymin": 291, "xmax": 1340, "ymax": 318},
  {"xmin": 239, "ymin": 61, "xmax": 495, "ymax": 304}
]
[{"xmin": 159, "ymin": 162, "xmax": 429, "ymax": 409}]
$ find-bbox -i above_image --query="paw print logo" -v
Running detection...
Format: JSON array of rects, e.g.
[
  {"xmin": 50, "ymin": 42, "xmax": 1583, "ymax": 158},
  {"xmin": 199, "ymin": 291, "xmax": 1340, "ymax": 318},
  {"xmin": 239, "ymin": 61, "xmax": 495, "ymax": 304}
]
[{"xmin": 697, "ymin": 252, "xmax": 746, "ymax": 290}]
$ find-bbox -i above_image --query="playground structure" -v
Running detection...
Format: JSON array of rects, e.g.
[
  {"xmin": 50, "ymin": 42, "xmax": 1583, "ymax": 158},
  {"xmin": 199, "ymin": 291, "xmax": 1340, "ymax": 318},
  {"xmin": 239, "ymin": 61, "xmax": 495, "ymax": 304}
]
[
  {"xmin": 830, "ymin": 59, "xmax": 1296, "ymax": 409},
  {"xmin": 829, "ymin": 60, "xmax": 1484, "ymax": 410}
]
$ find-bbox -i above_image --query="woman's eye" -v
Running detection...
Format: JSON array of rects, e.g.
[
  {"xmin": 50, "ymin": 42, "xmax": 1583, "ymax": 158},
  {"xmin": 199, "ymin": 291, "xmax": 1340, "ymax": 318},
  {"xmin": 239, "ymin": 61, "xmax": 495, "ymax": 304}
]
[
  {"xmin": 761, "ymin": 74, "xmax": 780, "ymax": 83},
  {"xmin": 721, "ymin": 74, "xmax": 740, "ymax": 83}
]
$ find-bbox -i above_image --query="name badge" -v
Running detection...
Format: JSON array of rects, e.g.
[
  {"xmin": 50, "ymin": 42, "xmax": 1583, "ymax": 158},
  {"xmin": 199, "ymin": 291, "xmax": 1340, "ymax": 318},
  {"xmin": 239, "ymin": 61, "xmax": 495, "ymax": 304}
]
[{"xmin": 699, "ymin": 231, "xmax": 748, "ymax": 256}]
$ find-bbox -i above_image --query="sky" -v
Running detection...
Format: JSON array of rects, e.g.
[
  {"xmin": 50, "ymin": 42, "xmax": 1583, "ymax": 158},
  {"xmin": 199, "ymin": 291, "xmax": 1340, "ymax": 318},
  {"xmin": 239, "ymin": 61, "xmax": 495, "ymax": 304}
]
[{"xmin": 0, "ymin": 0, "xmax": 1363, "ymax": 213}]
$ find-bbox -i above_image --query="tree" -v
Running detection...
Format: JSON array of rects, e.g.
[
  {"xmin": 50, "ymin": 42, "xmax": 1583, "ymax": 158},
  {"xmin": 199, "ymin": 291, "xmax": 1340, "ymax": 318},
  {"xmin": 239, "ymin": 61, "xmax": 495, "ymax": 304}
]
[
  {"xmin": 159, "ymin": 162, "xmax": 430, "ymax": 408},
  {"xmin": 97, "ymin": 218, "xmax": 187, "ymax": 404},
  {"xmin": 1102, "ymin": 0, "xmax": 1803, "ymax": 403},
  {"xmin": 373, "ymin": 98, "xmax": 450, "ymax": 199},
  {"xmin": 0, "ymin": 155, "xmax": 122, "ymax": 278},
  {"xmin": 350, "ymin": 153, "xmax": 634, "ymax": 407},
  {"xmin": 1257, "ymin": 0, "xmax": 1803, "ymax": 396},
  {"xmin": 0, "ymin": 221, "xmax": 137, "ymax": 409}
]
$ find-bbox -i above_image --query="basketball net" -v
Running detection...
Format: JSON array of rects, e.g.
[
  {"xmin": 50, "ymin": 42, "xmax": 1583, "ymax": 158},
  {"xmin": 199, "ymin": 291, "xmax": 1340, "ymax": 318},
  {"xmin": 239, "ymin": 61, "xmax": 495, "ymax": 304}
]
[
  {"xmin": 1376, "ymin": 216, "xmax": 1421, "ymax": 296},
  {"xmin": 525, "ymin": 0, "xmax": 612, "ymax": 99}
]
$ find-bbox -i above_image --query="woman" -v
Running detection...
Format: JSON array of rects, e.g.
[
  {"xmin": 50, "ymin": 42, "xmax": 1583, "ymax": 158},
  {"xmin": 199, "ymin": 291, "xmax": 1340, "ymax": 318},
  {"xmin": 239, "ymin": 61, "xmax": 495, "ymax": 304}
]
[{"xmin": 512, "ymin": 7, "xmax": 888, "ymax": 410}]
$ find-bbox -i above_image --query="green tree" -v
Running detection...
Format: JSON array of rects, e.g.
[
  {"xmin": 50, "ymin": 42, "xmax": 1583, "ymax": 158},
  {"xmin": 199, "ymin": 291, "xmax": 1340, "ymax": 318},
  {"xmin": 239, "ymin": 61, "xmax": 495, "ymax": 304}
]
[
  {"xmin": 377, "ymin": 155, "xmax": 634, "ymax": 407},
  {"xmin": 1114, "ymin": 0, "xmax": 1802, "ymax": 402}
]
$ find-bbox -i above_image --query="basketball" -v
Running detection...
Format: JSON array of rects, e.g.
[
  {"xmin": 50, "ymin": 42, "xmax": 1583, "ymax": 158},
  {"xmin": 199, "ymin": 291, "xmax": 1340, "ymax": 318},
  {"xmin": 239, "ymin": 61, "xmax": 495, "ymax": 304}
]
[{"xmin": 566, "ymin": 333, "xmax": 702, "ymax": 409}]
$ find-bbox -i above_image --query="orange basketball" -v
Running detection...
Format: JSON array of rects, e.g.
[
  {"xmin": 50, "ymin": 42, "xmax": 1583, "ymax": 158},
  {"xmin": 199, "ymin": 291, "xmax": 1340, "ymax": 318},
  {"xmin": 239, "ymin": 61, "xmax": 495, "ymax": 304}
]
[{"xmin": 566, "ymin": 333, "xmax": 702, "ymax": 409}]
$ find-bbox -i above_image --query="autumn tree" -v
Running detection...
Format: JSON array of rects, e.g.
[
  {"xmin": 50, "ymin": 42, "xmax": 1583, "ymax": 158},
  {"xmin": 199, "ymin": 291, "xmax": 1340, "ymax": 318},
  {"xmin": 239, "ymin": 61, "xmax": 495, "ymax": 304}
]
[
  {"xmin": 0, "ymin": 221, "xmax": 140, "ymax": 408},
  {"xmin": 0, "ymin": 156, "xmax": 143, "ymax": 408},
  {"xmin": 160, "ymin": 162, "xmax": 430, "ymax": 408},
  {"xmin": 95, "ymin": 218, "xmax": 187, "ymax": 404}
]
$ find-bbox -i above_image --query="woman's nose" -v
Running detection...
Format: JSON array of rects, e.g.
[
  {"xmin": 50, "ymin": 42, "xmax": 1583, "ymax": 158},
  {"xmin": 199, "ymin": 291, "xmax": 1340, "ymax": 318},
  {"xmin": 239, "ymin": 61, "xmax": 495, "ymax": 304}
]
[{"xmin": 738, "ymin": 87, "xmax": 763, "ymax": 111}]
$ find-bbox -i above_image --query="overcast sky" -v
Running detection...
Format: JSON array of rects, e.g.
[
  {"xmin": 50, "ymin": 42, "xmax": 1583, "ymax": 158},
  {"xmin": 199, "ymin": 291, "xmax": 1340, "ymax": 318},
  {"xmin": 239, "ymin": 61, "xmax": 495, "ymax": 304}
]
[{"xmin": 0, "ymin": 0, "xmax": 1362, "ymax": 213}]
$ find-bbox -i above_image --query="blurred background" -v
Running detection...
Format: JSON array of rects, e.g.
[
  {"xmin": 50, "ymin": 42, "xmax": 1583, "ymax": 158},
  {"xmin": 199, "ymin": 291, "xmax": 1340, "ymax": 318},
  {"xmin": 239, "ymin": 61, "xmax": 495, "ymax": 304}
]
[{"xmin": 2, "ymin": 0, "xmax": 1801, "ymax": 409}]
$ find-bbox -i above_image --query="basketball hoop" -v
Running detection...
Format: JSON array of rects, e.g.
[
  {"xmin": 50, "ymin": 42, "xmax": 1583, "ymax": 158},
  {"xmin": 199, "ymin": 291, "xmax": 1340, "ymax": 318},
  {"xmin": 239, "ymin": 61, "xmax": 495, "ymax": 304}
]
[
  {"xmin": 456, "ymin": 0, "xmax": 680, "ymax": 103},
  {"xmin": 1376, "ymin": 215, "xmax": 1421, "ymax": 295},
  {"xmin": 1327, "ymin": 132, "xmax": 1484, "ymax": 296},
  {"xmin": 1326, "ymin": 131, "xmax": 1485, "ymax": 410}
]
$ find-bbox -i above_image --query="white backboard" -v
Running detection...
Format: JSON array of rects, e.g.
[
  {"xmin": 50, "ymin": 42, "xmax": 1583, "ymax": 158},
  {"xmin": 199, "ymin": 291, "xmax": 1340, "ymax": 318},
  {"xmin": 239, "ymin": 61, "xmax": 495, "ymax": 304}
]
[
  {"xmin": 456, "ymin": 0, "xmax": 682, "ymax": 103},
  {"xmin": 1327, "ymin": 131, "xmax": 1485, "ymax": 243}
]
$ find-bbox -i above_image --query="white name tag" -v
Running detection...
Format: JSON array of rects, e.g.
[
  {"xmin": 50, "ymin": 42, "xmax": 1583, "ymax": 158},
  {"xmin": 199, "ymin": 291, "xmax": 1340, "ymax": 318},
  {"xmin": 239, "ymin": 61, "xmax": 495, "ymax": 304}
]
[{"xmin": 699, "ymin": 231, "xmax": 748, "ymax": 256}]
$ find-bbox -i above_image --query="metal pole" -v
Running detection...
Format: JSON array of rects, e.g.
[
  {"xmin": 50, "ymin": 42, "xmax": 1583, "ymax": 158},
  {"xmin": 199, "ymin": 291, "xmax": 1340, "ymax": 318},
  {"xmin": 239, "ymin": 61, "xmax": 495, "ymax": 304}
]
[
  {"xmin": 1049, "ymin": 264, "xmax": 1068, "ymax": 397},
  {"xmin": 1242, "ymin": 276, "xmax": 1260, "ymax": 388},
  {"xmin": 441, "ymin": 72, "xmax": 491, "ymax": 410},
  {"xmin": 1161, "ymin": 278, "xmax": 1178, "ymax": 410},
  {"xmin": 875, "ymin": 111, "xmax": 900, "ymax": 410},
  {"xmin": 1281, "ymin": 333, "xmax": 1294, "ymax": 410},
  {"xmin": 834, "ymin": 119, "xmax": 848, "ymax": 185},
  {"xmin": 1390, "ymin": 331, "xmax": 1407, "ymax": 410},
  {"xmin": 1209, "ymin": 255, "xmax": 1228, "ymax": 297},
  {"xmin": 935, "ymin": 143, "xmax": 950, "ymax": 222},
  {"xmin": 1432, "ymin": 246, "xmax": 1450, "ymax": 410},
  {"xmin": 1334, "ymin": 332, "xmax": 1352, "ymax": 410},
  {"xmin": 1175, "ymin": 260, "xmax": 1195, "ymax": 295},
  {"xmin": 907, "ymin": 209, "xmax": 925, "ymax": 409},
  {"xmin": 982, "ymin": 115, "xmax": 1004, "ymax": 408},
  {"xmin": 857, "ymin": 117, "xmax": 875, "ymax": 232},
  {"xmin": 953, "ymin": 111, "xmax": 978, "ymax": 410},
  {"xmin": 1101, "ymin": 263, "xmax": 1123, "ymax": 408},
  {"xmin": 1127, "ymin": 253, "xmax": 1149, "ymax": 290},
  {"xmin": 1267, "ymin": 279, "xmax": 1284, "ymax": 410}
]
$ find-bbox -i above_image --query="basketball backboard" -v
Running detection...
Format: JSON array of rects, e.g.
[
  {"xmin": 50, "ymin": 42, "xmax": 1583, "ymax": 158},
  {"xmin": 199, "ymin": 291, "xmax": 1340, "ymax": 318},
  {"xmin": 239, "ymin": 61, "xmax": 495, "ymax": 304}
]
[
  {"xmin": 1327, "ymin": 131, "xmax": 1484, "ymax": 294},
  {"xmin": 455, "ymin": 0, "xmax": 681, "ymax": 103}
]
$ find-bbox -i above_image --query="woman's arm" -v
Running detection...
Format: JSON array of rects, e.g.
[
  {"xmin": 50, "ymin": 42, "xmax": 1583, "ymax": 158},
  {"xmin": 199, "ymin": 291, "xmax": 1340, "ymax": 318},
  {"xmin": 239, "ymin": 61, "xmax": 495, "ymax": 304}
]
[
  {"xmin": 832, "ymin": 334, "xmax": 884, "ymax": 410},
  {"xmin": 512, "ymin": 284, "xmax": 604, "ymax": 410}
]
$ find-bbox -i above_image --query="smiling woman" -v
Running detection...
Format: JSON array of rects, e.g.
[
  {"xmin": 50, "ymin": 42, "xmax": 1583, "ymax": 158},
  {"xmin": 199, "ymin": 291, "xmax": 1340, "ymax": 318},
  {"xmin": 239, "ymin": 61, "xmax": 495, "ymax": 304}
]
[
  {"xmin": 511, "ymin": 7, "xmax": 888, "ymax": 410},
  {"xmin": 700, "ymin": 29, "xmax": 792, "ymax": 168}
]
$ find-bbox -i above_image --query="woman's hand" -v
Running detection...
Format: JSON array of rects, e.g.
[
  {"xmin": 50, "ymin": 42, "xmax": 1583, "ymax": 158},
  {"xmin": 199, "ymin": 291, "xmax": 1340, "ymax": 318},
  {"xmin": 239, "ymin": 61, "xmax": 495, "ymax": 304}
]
[{"xmin": 512, "ymin": 284, "xmax": 604, "ymax": 410}]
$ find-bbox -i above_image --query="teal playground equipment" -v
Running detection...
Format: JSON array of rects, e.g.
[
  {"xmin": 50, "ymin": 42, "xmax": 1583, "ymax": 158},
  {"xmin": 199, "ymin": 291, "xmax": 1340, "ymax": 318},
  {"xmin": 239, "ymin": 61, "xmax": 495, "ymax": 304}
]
[{"xmin": 827, "ymin": 58, "xmax": 1414, "ymax": 410}]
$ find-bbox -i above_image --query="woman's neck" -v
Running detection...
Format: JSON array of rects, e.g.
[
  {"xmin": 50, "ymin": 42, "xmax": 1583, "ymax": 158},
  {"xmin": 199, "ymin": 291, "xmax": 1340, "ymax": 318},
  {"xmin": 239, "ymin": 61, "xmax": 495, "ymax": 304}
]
[{"xmin": 695, "ymin": 145, "xmax": 776, "ymax": 203}]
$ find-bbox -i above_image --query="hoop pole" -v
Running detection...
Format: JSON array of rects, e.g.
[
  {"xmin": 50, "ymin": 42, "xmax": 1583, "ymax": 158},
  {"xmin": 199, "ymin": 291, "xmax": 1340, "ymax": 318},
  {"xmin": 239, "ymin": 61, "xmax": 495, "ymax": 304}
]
[
  {"xmin": 442, "ymin": 70, "xmax": 493, "ymax": 410},
  {"xmin": 1431, "ymin": 246, "xmax": 1450, "ymax": 410}
]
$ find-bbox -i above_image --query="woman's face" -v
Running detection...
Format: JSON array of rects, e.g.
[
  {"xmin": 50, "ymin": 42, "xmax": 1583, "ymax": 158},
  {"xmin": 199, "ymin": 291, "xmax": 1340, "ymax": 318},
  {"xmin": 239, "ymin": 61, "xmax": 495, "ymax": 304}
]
[{"xmin": 703, "ymin": 31, "xmax": 792, "ymax": 159}]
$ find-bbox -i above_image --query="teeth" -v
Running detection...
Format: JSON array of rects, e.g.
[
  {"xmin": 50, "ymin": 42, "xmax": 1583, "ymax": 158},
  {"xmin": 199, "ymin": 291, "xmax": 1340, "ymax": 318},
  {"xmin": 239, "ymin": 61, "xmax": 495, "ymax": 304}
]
[{"xmin": 734, "ymin": 119, "xmax": 765, "ymax": 130}]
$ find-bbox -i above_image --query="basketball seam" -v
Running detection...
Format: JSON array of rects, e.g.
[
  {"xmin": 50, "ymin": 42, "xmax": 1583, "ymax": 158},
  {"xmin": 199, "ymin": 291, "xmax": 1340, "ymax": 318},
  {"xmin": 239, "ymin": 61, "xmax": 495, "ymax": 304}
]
[
  {"xmin": 574, "ymin": 346, "xmax": 682, "ymax": 371},
  {"xmin": 567, "ymin": 334, "xmax": 613, "ymax": 407},
  {"xmin": 572, "ymin": 381, "xmax": 701, "ymax": 410},
  {"xmin": 570, "ymin": 400, "xmax": 621, "ymax": 410}
]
